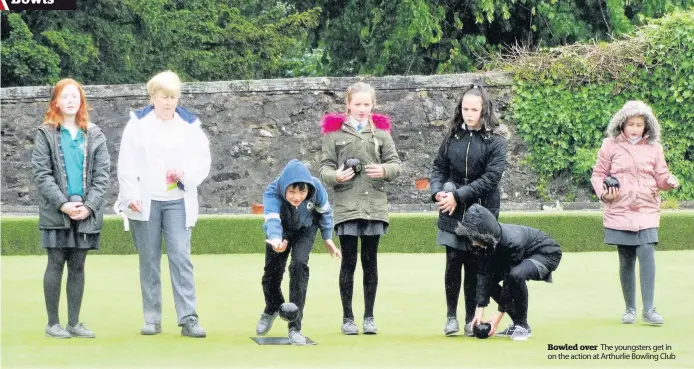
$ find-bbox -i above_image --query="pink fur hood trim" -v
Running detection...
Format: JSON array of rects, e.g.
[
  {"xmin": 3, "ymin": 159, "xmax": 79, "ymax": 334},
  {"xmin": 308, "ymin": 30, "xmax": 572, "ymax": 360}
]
[{"xmin": 320, "ymin": 113, "xmax": 391, "ymax": 134}]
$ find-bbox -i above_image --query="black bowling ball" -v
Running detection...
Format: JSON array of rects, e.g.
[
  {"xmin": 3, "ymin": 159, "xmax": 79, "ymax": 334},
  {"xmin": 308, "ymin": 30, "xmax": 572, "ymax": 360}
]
[
  {"xmin": 279, "ymin": 302, "xmax": 299, "ymax": 322},
  {"xmin": 343, "ymin": 158, "xmax": 363, "ymax": 174},
  {"xmin": 473, "ymin": 322, "xmax": 492, "ymax": 339}
]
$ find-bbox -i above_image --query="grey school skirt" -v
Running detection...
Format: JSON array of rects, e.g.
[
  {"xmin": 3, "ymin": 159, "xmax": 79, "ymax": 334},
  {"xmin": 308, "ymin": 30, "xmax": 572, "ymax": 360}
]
[
  {"xmin": 336, "ymin": 219, "xmax": 388, "ymax": 237},
  {"xmin": 41, "ymin": 221, "xmax": 100, "ymax": 250},
  {"xmin": 604, "ymin": 227, "xmax": 658, "ymax": 246},
  {"xmin": 437, "ymin": 230, "xmax": 470, "ymax": 251}
]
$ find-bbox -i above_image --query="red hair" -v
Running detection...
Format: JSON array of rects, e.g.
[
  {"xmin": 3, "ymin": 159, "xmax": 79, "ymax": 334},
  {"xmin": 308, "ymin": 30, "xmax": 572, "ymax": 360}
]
[{"xmin": 43, "ymin": 78, "xmax": 90, "ymax": 130}]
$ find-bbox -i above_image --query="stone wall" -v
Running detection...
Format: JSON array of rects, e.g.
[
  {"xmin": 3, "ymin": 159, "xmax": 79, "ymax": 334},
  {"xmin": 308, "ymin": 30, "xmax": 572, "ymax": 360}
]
[{"xmin": 1, "ymin": 72, "xmax": 558, "ymax": 213}]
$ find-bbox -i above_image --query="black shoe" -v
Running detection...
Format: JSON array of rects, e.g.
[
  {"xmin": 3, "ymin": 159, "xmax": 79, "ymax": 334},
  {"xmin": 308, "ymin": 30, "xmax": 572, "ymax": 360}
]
[{"xmin": 497, "ymin": 324, "xmax": 532, "ymax": 337}]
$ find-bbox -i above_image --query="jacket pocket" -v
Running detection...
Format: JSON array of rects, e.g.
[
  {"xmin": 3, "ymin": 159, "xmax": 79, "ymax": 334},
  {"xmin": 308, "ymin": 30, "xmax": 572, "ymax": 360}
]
[
  {"xmin": 371, "ymin": 178, "xmax": 386, "ymax": 192},
  {"xmin": 38, "ymin": 196, "xmax": 68, "ymax": 228},
  {"xmin": 636, "ymin": 187, "xmax": 660, "ymax": 209},
  {"xmin": 335, "ymin": 140, "xmax": 354, "ymax": 164},
  {"xmin": 77, "ymin": 210, "xmax": 104, "ymax": 234},
  {"xmin": 39, "ymin": 210, "xmax": 67, "ymax": 229}
]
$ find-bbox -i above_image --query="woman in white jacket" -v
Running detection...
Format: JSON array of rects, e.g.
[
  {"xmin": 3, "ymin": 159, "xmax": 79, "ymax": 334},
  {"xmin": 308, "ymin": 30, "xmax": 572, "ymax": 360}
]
[{"xmin": 117, "ymin": 70, "xmax": 211, "ymax": 338}]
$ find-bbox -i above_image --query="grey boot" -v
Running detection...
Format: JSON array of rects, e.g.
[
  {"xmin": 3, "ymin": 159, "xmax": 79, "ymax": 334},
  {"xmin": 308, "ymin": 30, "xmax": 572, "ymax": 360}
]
[
  {"xmin": 463, "ymin": 321, "xmax": 474, "ymax": 337},
  {"xmin": 444, "ymin": 317, "xmax": 459, "ymax": 336}
]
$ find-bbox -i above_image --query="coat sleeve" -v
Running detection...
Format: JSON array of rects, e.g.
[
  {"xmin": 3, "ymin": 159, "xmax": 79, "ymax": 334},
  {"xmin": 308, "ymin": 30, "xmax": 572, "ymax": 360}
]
[
  {"xmin": 180, "ymin": 121, "xmax": 211, "ymax": 190},
  {"xmin": 319, "ymin": 134, "xmax": 339, "ymax": 187},
  {"xmin": 32, "ymin": 129, "xmax": 69, "ymax": 210},
  {"xmin": 653, "ymin": 143, "xmax": 674, "ymax": 191},
  {"xmin": 591, "ymin": 139, "xmax": 612, "ymax": 200},
  {"xmin": 454, "ymin": 136, "xmax": 507, "ymax": 205},
  {"xmin": 314, "ymin": 179, "xmax": 334, "ymax": 240},
  {"xmin": 380, "ymin": 132, "xmax": 402, "ymax": 181},
  {"xmin": 117, "ymin": 117, "xmax": 141, "ymax": 204},
  {"xmin": 429, "ymin": 138, "xmax": 449, "ymax": 202},
  {"xmin": 262, "ymin": 180, "xmax": 283, "ymax": 241},
  {"xmin": 83, "ymin": 136, "xmax": 111, "ymax": 214}
]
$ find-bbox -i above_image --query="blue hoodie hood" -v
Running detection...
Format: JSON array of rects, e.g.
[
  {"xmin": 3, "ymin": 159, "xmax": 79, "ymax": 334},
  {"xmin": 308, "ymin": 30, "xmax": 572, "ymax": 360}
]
[
  {"xmin": 276, "ymin": 159, "xmax": 315, "ymax": 199},
  {"xmin": 262, "ymin": 159, "xmax": 334, "ymax": 241},
  {"xmin": 133, "ymin": 105, "xmax": 198, "ymax": 124}
]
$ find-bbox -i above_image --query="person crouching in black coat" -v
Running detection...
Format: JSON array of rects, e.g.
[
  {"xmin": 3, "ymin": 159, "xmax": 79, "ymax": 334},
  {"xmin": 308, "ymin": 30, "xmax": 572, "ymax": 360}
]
[{"xmin": 456, "ymin": 204, "xmax": 562, "ymax": 341}]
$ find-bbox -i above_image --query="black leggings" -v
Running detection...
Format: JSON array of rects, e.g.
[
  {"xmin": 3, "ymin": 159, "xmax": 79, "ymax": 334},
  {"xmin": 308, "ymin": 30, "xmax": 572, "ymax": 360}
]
[
  {"xmin": 339, "ymin": 235, "xmax": 379, "ymax": 320},
  {"xmin": 444, "ymin": 247, "xmax": 477, "ymax": 323},
  {"xmin": 44, "ymin": 248, "xmax": 88, "ymax": 326}
]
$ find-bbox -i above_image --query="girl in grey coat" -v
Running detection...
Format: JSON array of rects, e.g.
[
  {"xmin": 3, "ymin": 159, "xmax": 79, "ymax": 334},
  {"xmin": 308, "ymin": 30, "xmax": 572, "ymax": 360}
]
[{"xmin": 32, "ymin": 79, "xmax": 111, "ymax": 339}]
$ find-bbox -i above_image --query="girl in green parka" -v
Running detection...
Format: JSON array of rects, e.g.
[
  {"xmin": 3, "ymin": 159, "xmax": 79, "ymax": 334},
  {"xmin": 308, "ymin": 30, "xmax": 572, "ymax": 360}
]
[{"xmin": 319, "ymin": 82, "xmax": 402, "ymax": 335}]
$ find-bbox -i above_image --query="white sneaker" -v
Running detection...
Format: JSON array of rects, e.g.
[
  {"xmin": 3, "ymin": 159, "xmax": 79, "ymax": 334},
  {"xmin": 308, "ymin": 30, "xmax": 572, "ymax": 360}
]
[
  {"xmin": 621, "ymin": 308, "xmax": 636, "ymax": 324},
  {"xmin": 256, "ymin": 312, "xmax": 278, "ymax": 335},
  {"xmin": 511, "ymin": 325, "xmax": 531, "ymax": 341},
  {"xmin": 288, "ymin": 328, "xmax": 307, "ymax": 345},
  {"xmin": 642, "ymin": 308, "xmax": 664, "ymax": 325},
  {"xmin": 45, "ymin": 324, "xmax": 71, "ymax": 339},
  {"xmin": 362, "ymin": 317, "xmax": 377, "ymax": 335},
  {"xmin": 497, "ymin": 324, "xmax": 532, "ymax": 337},
  {"xmin": 341, "ymin": 318, "xmax": 358, "ymax": 335}
]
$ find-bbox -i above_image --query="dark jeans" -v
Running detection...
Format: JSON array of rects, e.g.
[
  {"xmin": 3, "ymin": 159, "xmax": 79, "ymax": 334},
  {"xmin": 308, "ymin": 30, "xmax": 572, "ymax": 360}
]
[
  {"xmin": 261, "ymin": 225, "xmax": 317, "ymax": 331},
  {"xmin": 487, "ymin": 260, "xmax": 542, "ymax": 328}
]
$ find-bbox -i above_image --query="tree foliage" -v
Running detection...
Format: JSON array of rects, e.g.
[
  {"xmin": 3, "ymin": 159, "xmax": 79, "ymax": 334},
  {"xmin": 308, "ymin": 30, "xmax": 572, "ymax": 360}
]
[
  {"xmin": 1, "ymin": 0, "xmax": 693, "ymax": 85},
  {"xmin": 1, "ymin": 13, "xmax": 61, "ymax": 86},
  {"xmin": 510, "ymin": 11, "xmax": 694, "ymax": 200},
  {"xmin": 1, "ymin": 0, "xmax": 320, "ymax": 86},
  {"xmin": 290, "ymin": 0, "xmax": 694, "ymax": 76}
]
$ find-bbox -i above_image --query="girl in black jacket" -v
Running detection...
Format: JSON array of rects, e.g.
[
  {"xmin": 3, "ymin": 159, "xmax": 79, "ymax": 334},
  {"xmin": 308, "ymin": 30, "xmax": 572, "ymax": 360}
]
[{"xmin": 429, "ymin": 84, "xmax": 508, "ymax": 336}]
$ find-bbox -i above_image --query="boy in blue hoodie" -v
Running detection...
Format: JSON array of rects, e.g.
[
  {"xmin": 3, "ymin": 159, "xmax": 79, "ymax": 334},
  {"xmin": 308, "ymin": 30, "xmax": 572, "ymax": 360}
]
[{"xmin": 256, "ymin": 159, "xmax": 341, "ymax": 345}]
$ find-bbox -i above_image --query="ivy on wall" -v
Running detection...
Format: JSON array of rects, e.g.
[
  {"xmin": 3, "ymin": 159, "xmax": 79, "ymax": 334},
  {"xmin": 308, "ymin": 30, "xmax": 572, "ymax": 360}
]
[{"xmin": 508, "ymin": 11, "xmax": 694, "ymax": 200}]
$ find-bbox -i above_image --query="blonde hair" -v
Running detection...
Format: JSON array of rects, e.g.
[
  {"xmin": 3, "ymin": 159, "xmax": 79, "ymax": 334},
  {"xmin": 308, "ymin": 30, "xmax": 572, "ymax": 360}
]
[
  {"xmin": 345, "ymin": 82, "xmax": 379, "ymax": 147},
  {"xmin": 345, "ymin": 82, "xmax": 376, "ymax": 116},
  {"xmin": 147, "ymin": 70, "xmax": 182, "ymax": 97}
]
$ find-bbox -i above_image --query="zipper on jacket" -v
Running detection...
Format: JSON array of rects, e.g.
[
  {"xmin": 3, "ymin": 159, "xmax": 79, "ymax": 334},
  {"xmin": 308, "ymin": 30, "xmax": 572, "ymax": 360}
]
[
  {"xmin": 464, "ymin": 131, "xmax": 472, "ymax": 184},
  {"xmin": 461, "ymin": 131, "xmax": 473, "ymax": 215}
]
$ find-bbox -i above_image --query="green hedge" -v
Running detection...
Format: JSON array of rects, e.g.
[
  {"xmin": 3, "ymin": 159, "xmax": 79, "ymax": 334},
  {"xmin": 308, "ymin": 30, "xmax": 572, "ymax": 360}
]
[
  {"xmin": 509, "ymin": 11, "xmax": 694, "ymax": 200},
  {"xmin": 2, "ymin": 212, "xmax": 693, "ymax": 255}
]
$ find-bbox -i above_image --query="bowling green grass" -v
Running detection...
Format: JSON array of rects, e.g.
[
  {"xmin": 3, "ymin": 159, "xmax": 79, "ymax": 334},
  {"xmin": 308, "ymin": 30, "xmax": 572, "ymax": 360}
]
[{"xmin": 2, "ymin": 252, "xmax": 693, "ymax": 369}]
